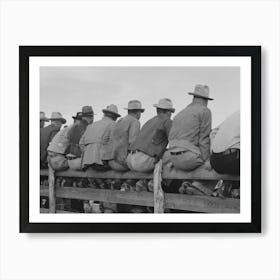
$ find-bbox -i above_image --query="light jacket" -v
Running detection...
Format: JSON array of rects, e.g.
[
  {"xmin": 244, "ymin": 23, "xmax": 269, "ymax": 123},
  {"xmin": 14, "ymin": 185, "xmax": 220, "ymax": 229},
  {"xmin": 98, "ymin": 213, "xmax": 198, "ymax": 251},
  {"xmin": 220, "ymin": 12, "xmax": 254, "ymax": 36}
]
[
  {"xmin": 47, "ymin": 125, "xmax": 73, "ymax": 155},
  {"xmin": 79, "ymin": 116, "xmax": 116, "ymax": 167},
  {"xmin": 168, "ymin": 101, "xmax": 212, "ymax": 161},
  {"xmin": 211, "ymin": 110, "xmax": 240, "ymax": 153},
  {"xmin": 110, "ymin": 114, "xmax": 140, "ymax": 166},
  {"xmin": 40, "ymin": 124, "xmax": 60, "ymax": 163}
]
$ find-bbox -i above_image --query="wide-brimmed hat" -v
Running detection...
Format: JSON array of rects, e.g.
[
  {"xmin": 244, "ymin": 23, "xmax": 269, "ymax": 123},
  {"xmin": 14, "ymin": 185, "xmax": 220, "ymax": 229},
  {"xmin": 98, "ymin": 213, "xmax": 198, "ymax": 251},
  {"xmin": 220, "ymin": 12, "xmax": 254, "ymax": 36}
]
[
  {"xmin": 81, "ymin": 106, "xmax": 95, "ymax": 117},
  {"xmin": 102, "ymin": 104, "xmax": 121, "ymax": 117},
  {"xmin": 40, "ymin": 111, "xmax": 49, "ymax": 122},
  {"xmin": 72, "ymin": 112, "xmax": 83, "ymax": 120},
  {"xmin": 49, "ymin": 112, "xmax": 66, "ymax": 124},
  {"xmin": 188, "ymin": 84, "xmax": 213, "ymax": 100},
  {"xmin": 153, "ymin": 98, "xmax": 175, "ymax": 113},
  {"xmin": 124, "ymin": 100, "xmax": 145, "ymax": 112}
]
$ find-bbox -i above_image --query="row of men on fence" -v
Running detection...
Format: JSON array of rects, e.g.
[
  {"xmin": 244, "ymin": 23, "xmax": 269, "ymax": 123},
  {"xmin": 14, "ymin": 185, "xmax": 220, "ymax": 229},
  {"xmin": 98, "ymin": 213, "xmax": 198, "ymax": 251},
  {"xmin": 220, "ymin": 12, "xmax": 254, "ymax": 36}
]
[{"xmin": 40, "ymin": 84, "xmax": 240, "ymax": 176}]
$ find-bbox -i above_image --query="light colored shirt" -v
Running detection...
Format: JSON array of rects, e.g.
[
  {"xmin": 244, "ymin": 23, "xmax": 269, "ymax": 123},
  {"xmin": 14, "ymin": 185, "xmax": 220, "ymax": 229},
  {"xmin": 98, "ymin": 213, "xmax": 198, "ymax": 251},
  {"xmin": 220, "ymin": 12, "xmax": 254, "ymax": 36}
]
[
  {"xmin": 47, "ymin": 125, "xmax": 73, "ymax": 154},
  {"xmin": 168, "ymin": 101, "xmax": 212, "ymax": 161},
  {"xmin": 110, "ymin": 114, "xmax": 141, "ymax": 165},
  {"xmin": 79, "ymin": 116, "xmax": 115, "ymax": 167},
  {"xmin": 211, "ymin": 110, "xmax": 240, "ymax": 153}
]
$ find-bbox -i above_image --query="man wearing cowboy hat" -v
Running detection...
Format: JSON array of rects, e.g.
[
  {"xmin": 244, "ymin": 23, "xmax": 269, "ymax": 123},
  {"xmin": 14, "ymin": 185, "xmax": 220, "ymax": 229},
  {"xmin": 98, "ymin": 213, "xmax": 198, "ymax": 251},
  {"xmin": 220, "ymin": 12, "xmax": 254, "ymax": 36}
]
[
  {"xmin": 40, "ymin": 112, "xmax": 66, "ymax": 169},
  {"xmin": 109, "ymin": 100, "xmax": 145, "ymax": 171},
  {"xmin": 126, "ymin": 98, "xmax": 174, "ymax": 173},
  {"xmin": 168, "ymin": 84, "xmax": 213, "ymax": 171},
  {"xmin": 80, "ymin": 104, "xmax": 120, "ymax": 171},
  {"xmin": 67, "ymin": 106, "xmax": 95, "ymax": 170},
  {"xmin": 47, "ymin": 107, "xmax": 94, "ymax": 171},
  {"xmin": 210, "ymin": 110, "xmax": 240, "ymax": 175},
  {"xmin": 40, "ymin": 111, "xmax": 49, "ymax": 128}
]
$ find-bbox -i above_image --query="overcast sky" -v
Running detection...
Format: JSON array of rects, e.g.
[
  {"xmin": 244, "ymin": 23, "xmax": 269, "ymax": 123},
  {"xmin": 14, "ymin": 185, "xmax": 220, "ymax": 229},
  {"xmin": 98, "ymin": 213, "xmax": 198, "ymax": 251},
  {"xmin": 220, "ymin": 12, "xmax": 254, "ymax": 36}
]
[{"xmin": 40, "ymin": 66, "xmax": 240, "ymax": 127}]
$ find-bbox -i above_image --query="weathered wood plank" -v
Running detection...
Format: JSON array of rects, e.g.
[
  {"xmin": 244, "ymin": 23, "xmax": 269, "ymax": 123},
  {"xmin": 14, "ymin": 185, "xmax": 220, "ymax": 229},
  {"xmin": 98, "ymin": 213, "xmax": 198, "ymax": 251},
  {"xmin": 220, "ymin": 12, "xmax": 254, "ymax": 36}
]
[
  {"xmin": 154, "ymin": 160, "xmax": 164, "ymax": 213},
  {"xmin": 40, "ymin": 166, "xmax": 239, "ymax": 181},
  {"xmin": 40, "ymin": 208, "xmax": 75, "ymax": 214},
  {"xmin": 48, "ymin": 166, "xmax": 56, "ymax": 213},
  {"xmin": 40, "ymin": 186, "xmax": 240, "ymax": 213}
]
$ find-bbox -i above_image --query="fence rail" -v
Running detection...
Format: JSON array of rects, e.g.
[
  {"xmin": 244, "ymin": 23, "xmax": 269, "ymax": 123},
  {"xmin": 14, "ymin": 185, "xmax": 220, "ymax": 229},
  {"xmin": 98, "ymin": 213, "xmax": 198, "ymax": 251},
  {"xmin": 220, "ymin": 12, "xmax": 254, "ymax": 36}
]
[{"xmin": 40, "ymin": 164, "xmax": 240, "ymax": 213}]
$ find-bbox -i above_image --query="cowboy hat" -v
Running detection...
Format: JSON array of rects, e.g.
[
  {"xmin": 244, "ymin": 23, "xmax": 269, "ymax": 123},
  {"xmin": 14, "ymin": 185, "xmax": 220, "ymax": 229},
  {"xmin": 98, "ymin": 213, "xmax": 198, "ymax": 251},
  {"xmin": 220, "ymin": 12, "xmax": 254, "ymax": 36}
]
[
  {"xmin": 188, "ymin": 84, "xmax": 214, "ymax": 100},
  {"xmin": 49, "ymin": 112, "xmax": 66, "ymax": 124},
  {"xmin": 72, "ymin": 112, "xmax": 83, "ymax": 120},
  {"xmin": 81, "ymin": 105, "xmax": 96, "ymax": 117},
  {"xmin": 102, "ymin": 104, "xmax": 121, "ymax": 117},
  {"xmin": 124, "ymin": 100, "xmax": 145, "ymax": 112},
  {"xmin": 153, "ymin": 98, "xmax": 175, "ymax": 113},
  {"xmin": 40, "ymin": 111, "xmax": 49, "ymax": 122}
]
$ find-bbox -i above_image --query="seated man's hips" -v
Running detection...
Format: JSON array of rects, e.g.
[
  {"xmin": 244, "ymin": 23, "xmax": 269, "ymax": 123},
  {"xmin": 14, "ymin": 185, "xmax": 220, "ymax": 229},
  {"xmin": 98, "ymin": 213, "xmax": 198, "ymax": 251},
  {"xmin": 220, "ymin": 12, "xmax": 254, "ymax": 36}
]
[{"xmin": 126, "ymin": 150, "xmax": 155, "ymax": 173}]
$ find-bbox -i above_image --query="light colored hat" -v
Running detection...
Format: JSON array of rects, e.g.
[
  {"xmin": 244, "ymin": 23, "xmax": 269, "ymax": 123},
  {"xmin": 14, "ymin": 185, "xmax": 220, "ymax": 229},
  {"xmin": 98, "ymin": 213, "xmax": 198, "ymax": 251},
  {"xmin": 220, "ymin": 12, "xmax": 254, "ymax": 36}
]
[
  {"xmin": 81, "ymin": 105, "xmax": 95, "ymax": 117},
  {"xmin": 40, "ymin": 111, "xmax": 49, "ymax": 121},
  {"xmin": 188, "ymin": 84, "xmax": 213, "ymax": 100},
  {"xmin": 49, "ymin": 112, "xmax": 66, "ymax": 124},
  {"xmin": 102, "ymin": 104, "xmax": 121, "ymax": 117},
  {"xmin": 124, "ymin": 100, "xmax": 145, "ymax": 112},
  {"xmin": 153, "ymin": 98, "xmax": 175, "ymax": 113}
]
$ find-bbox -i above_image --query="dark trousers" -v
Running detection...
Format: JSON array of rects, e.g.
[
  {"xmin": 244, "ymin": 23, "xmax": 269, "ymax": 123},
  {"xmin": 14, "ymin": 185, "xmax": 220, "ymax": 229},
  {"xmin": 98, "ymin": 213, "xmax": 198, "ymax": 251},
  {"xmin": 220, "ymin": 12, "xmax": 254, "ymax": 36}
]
[{"xmin": 210, "ymin": 150, "xmax": 240, "ymax": 175}]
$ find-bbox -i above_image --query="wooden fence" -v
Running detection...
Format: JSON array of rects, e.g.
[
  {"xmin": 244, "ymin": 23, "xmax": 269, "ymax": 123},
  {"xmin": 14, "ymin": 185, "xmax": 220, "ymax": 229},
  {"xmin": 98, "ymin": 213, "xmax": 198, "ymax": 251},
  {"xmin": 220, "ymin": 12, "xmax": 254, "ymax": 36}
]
[{"xmin": 40, "ymin": 162, "xmax": 240, "ymax": 213}]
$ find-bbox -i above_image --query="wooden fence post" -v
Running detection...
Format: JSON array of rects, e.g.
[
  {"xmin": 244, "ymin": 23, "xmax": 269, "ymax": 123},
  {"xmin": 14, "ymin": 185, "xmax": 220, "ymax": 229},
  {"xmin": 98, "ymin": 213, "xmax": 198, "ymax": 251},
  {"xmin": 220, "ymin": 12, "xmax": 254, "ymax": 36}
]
[
  {"xmin": 153, "ymin": 160, "xmax": 164, "ymax": 213},
  {"xmin": 48, "ymin": 164, "xmax": 56, "ymax": 213}
]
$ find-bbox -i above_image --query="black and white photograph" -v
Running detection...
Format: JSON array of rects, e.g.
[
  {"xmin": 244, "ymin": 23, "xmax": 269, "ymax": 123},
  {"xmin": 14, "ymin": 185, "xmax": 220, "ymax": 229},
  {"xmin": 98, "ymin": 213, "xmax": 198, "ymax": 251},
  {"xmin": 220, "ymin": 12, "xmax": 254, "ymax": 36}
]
[{"xmin": 20, "ymin": 46, "xmax": 261, "ymax": 232}]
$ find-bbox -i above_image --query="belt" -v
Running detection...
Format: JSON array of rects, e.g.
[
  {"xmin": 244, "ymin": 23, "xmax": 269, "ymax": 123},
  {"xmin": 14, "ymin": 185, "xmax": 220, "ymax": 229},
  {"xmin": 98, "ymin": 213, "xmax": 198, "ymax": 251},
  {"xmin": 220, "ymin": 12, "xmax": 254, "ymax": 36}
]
[
  {"xmin": 170, "ymin": 150, "xmax": 187, "ymax": 156},
  {"xmin": 213, "ymin": 148, "xmax": 239, "ymax": 156}
]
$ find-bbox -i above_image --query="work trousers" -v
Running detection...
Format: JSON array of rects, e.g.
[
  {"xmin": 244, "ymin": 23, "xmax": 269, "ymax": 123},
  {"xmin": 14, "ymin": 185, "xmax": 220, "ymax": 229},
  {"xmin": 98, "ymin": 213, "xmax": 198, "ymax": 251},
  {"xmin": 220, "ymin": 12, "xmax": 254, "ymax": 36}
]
[
  {"xmin": 47, "ymin": 151, "xmax": 69, "ymax": 171},
  {"xmin": 210, "ymin": 150, "xmax": 240, "ymax": 175},
  {"xmin": 169, "ymin": 150, "xmax": 204, "ymax": 171},
  {"xmin": 126, "ymin": 151, "xmax": 155, "ymax": 173}
]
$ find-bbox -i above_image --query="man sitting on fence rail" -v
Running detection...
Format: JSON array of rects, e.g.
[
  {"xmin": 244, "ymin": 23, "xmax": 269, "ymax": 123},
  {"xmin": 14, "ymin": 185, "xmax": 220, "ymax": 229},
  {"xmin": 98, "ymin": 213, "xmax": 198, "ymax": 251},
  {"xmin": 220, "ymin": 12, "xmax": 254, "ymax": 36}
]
[
  {"xmin": 210, "ymin": 110, "xmax": 240, "ymax": 175},
  {"xmin": 167, "ymin": 84, "xmax": 213, "ymax": 171},
  {"xmin": 40, "ymin": 112, "xmax": 66, "ymax": 169},
  {"xmin": 47, "ymin": 106, "xmax": 93, "ymax": 171},
  {"xmin": 79, "ymin": 104, "xmax": 120, "ymax": 171},
  {"xmin": 126, "ymin": 98, "xmax": 174, "ymax": 173},
  {"xmin": 67, "ymin": 106, "xmax": 94, "ymax": 170},
  {"xmin": 109, "ymin": 100, "xmax": 144, "ymax": 171}
]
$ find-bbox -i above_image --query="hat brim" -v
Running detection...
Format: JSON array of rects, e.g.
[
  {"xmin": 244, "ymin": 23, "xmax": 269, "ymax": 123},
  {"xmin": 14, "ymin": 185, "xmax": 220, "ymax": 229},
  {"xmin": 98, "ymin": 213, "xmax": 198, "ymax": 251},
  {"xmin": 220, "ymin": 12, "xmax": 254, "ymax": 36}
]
[
  {"xmin": 188, "ymin": 92, "xmax": 214, "ymax": 100},
  {"xmin": 153, "ymin": 104, "xmax": 175, "ymax": 113},
  {"xmin": 102, "ymin": 109, "xmax": 121, "ymax": 117},
  {"xmin": 49, "ymin": 118, "xmax": 67, "ymax": 124},
  {"xmin": 40, "ymin": 118, "xmax": 49, "ymax": 122},
  {"xmin": 124, "ymin": 108, "xmax": 145, "ymax": 112}
]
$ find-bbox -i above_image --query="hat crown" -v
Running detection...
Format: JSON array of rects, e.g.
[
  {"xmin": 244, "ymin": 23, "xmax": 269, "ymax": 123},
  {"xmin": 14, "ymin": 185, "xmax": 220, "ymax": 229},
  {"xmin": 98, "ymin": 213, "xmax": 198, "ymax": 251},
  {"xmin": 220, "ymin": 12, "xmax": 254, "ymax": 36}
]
[
  {"xmin": 82, "ymin": 106, "xmax": 93, "ymax": 114},
  {"xmin": 155, "ymin": 98, "xmax": 173, "ymax": 109},
  {"xmin": 192, "ymin": 84, "xmax": 211, "ymax": 99},
  {"xmin": 126, "ymin": 100, "xmax": 143, "ymax": 110},
  {"xmin": 50, "ymin": 112, "xmax": 63, "ymax": 119},
  {"xmin": 105, "ymin": 104, "xmax": 119, "ymax": 114}
]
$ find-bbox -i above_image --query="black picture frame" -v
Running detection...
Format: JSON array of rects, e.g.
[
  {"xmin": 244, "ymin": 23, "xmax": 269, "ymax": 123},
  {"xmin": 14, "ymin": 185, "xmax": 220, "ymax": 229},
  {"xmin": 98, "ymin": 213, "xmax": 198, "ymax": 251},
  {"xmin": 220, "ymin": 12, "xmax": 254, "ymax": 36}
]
[{"xmin": 20, "ymin": 46, "xmax": 261, "ymax": 233}]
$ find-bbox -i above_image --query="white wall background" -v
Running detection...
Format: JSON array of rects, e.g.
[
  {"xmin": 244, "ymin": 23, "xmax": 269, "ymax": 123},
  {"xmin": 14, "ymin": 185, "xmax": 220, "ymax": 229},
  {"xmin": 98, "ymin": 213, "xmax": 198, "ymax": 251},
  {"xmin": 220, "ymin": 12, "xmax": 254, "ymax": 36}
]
[{"xmin": 0, "ymin": 0, "xmax": 279, "ymax": 279}]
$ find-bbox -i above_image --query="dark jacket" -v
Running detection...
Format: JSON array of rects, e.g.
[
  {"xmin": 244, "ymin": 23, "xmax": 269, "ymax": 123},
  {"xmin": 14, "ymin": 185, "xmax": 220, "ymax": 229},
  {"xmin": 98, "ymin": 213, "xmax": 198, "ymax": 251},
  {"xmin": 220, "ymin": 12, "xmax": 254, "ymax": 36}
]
[
  {"xmin": 129, "ymin": 115, "xmax": 172, "ymax": 159},
  {"xmin": 68, "ymin": 121, "xmax": 88, "ymax": 157},
  {"xmin": 40, "ymin": 124, "xmax": 60, "ymax": 165}
]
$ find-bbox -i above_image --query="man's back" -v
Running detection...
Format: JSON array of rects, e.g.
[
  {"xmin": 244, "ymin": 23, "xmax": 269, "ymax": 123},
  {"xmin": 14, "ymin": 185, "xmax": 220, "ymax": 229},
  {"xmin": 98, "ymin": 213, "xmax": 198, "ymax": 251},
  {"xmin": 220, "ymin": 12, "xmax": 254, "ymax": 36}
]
[
  {"xmin": 111, "ymin": 114, "xmax": 140, "ymax": 165},
  {"xmin": 40, "ymin": 124, "xmax": 60, "ymax": 163},
  {"xmin": 169, "ymin": 102, "xmax": 212, "ymax": 160},
  {"xmin": 130, "ymin": 115, "xmax": 172, "ymax": 159},
  {"xmin": 212, "ymin": 110, "xmax": 240, "ymax": 153},
  {"xmin": 80, "ymin": 117, "xmax": 116, "ymax": 165}
]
